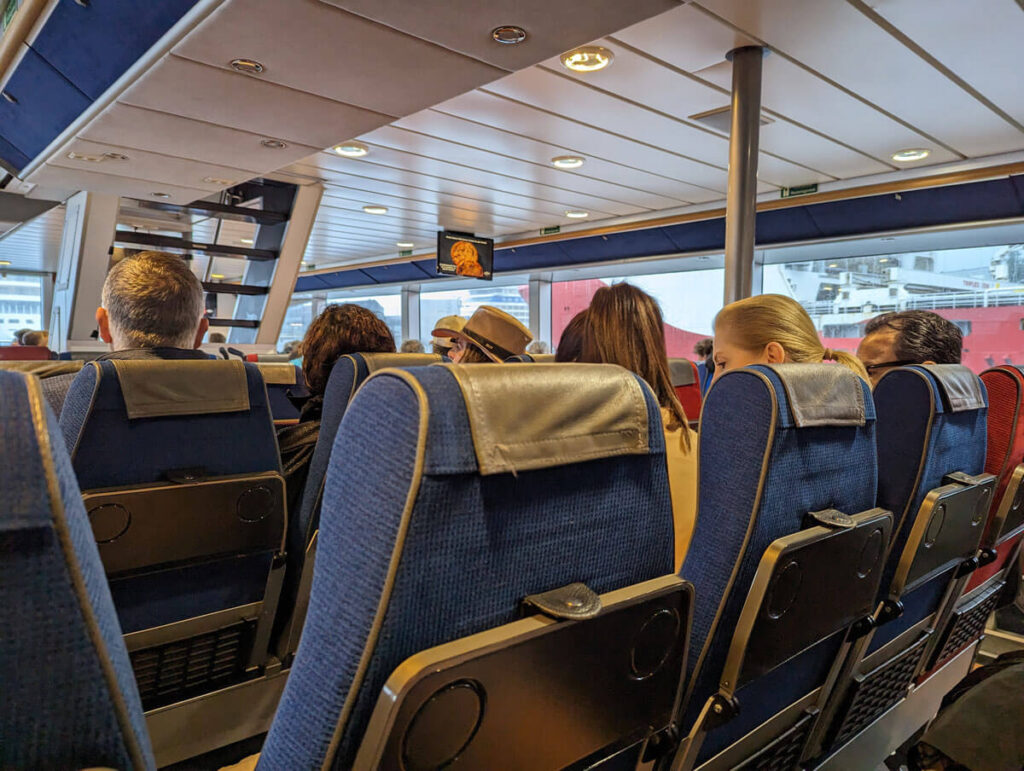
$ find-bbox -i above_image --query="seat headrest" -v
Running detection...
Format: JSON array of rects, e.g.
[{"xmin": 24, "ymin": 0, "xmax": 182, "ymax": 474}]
[
  {"xmin": 0, "ymin": 360, "xmax": 83, "ymax": 378},
  {"xmin": 444, "ymin": 363, "xmax": 651, "ymax": 475},
  {"xmin": 107, "ymin": 360, "xmax": 250, "ymax": 419},
  {"xmin": 917, "ymin": 364, "xmax": 985, "ymax": 413},
  {"xmin": 362, "ymin": 352, "xmax": 441, "ymax": 375},
  {"xmin": 765, "ymin": 363, "xmax": 866, "ymax": 428},
  {"xmin": 256, "ymin": 362, "xmax": 298, "ymax": 385},
  {"xmin": 668, "ymin": 359, "xmax": 696, "ymax": 387}
]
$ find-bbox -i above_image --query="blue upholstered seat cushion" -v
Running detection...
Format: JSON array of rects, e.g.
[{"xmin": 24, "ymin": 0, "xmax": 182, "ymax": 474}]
[
  {"xmin": 60, "ymin": 360, "xmax": 281, "ymax": 489},
  {"xmin": 259, "ymin": 365, "xmax": 675, "ymax": 769},
  {"xmin": 680, "ymin": 365, "xmax": 878, "ymax": 753},
  {"xmin": 0, "ymin": 371, "xmax": 154, "ymax": 769}
]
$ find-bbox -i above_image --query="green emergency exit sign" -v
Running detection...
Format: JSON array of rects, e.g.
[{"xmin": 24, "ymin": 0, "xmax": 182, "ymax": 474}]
[
  {"xmin": 540, "ymin": 225, "xmax": 561, "ymax": 236},
  {"xmin": 398, "ymin": 249, "xmax": 413, "ymax": 257},
  {"xmin": 780, "ymin": 184, "xmax": 818, "ymax": 198}
]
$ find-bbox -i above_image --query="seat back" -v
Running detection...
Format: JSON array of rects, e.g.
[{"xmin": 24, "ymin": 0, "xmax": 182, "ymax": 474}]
[
  {"xmin": 0, "ymin": 344, "xmax": 52, "ymax": 360},
  {"xmin": 0, "ymin": 371, "xmax": 155, "ymax": 770},
  {"xmin": 275, "ymin": 351, "xmax": 442, "ymax": 657},
  {"xmin": 59, "ymin": 360, "xmax": 286, "ymax": 710},
  {"xmin": 679, "ymin": 364, "xmax": 877, "ymax": 763},
  {"xmin": 696, "ymin": 359, "xmax": 713, "ymax": 394},
  {"xmin": 259, "ymin": 362, "xmax": 677, "ymax": 770},
  {"xmin": 669, "ymin": 358, "xmax": 702, "ymax": 423},
  {"xmin": 505, "ymin": 352, "xmax": 556, "ymax": 362},
  {"xmin": 255, "ymin": 362, "xmax": 309, "ymax": 424}
]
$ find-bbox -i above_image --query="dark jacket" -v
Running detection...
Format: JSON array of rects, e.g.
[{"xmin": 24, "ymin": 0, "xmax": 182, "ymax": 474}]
[{"xmin": 276, "ymin": 394, "xmax": 322, "ymax": 517}]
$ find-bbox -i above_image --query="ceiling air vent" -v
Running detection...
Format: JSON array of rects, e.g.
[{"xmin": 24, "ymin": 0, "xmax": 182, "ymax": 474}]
[{"xmin": 689, "ymin": 105, "xmax": 773, "ymax": 135}]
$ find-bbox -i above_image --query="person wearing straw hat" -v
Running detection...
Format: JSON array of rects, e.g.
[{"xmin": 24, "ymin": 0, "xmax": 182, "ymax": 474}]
[
  {"xmin": 432, "ymin": 305, "xmax": 532, "ymax": 363},
  {"xmin": 430, "ymin": 314, "xmax": 467, "ymax": 356}
]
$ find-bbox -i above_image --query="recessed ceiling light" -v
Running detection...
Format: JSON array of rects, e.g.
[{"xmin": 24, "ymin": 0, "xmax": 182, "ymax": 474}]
[
  {"xmin": 363, "ymin": 205, "xmax": 388, "ymax": 214},
  {"xmin": 210, "ymin": 273, "xmax": 225, "ymax": 279},
  {"xmin": 828, "ymin": 263, "xmax": 839, "ymax": 268},
  {"xmin": 891, "ymin": 148, "xmax": 930, "ymax": 163},
  {"xmin": 0, "ymin": 260, "xmax": 10, "ymax": 266},
  {"xmin": 491, "ymin": 25, "xmax": 527, "ymax": 45},
  {"xmin": 551, "ymin": 155, "xmax": 584, "ymax": 169},
  {"xmin": 203, "ymin": 176, "xmax": 236, "ymax": 186},
  {"xmin": 396, "ymin": 241, "xmax": 415, "ymax": 248},
  {"xmin": 230, "ymin": 58, "xmax": 265, "ymax": 74},
  {"xmin": 561, "ymin": 45, "xmax": 614, "ymax": 73},
  {"xmin": 68, "ymin": 151, "xmax": 127, "ymax": 162},
  {"xmin": 239, "ymin": 238, "xmax": 254, "ymax": 245},
  {"xmin": 565, "ymin": 210, "xmax": 589, "ymax": 219},
  {"xmin": 151, "ymin": 192, "xmax": 171, "ymax": 199},
  {"xmin": 333, "ymin": 141, "xmax": 368, "ymax": 157},
  {"xmin": 261, "ymin": 139, "xmax": 287, "ymax": 149}
]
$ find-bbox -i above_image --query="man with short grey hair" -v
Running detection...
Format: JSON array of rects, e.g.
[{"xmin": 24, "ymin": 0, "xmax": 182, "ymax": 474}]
[{"xmin": 95, "ymin": 251, "xmax": 210, "ymax": 357}]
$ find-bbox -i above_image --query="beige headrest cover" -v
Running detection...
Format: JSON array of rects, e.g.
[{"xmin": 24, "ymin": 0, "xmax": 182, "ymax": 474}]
[
  {"xmin": 0, "ymin": 360, "xmax": 83, "ymax": 378},
  {"xmin": 362, "ymin": 353, "xmax": 442, "ymax": 375},
  {"xmin": 110, "ymin": 360, "xmax": 250, "ymax": 419},
  {"xmin": 447, "ymin": 363, "xmax": 651, "ymax": 475},
  {"xmin": 256, "ymin": 362, "xmax": 298, "ymax": 385}
]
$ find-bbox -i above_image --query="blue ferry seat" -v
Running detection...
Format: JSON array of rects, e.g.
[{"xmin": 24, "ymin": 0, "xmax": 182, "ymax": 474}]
[
  {"xmin": 254, "ymin": 362, "xmax": 309, "ymax": 425},
  {"xmin": 0, "ymin": 370, "xmax": 155, "ymax": 770},
  {"xmin": 673, "ymin": 363, "xmax": 881, "ymax": 769},
  {"xmin": 59, "ymin": 360, "xmax": 287, "ymax": 715},
  {"xmin": 815, "ymin": 364, "xmax": 992, "ymax": 759},
  {"xmin": 259, "ymin": 362, "xmax": 682, "ymax": 769}
]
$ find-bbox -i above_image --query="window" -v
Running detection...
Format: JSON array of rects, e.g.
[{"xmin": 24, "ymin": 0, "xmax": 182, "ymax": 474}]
[
  {"xmin": 0, "ymin": 274, "xmax": 44, "ymax": 344},
  {"xmin": 552, "ymin": 268, "xmax": 724, "ymax": 358},
  {"xmin": 276, "ymin": 297, "xmax": 313, "ymax": 354},
  {"xmin": 419, "ymin": 285, "xmax": 528, "ymax": 347},
  {"xmin": 327, "ymin": 292, "xmax": 403, "ymax": 347},
  {"xmin": 764, "ymin": 243, "xmax": 1024, "ymax": 371}
]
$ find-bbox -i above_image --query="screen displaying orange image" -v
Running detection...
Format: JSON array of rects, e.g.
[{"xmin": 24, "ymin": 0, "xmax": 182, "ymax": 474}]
[
  {"xmin": 436, "ymin": 231, "xmax": 494, "ymax": 280},
  {"xmin": 451, "ymin": 240, "xmax": 484, "ymax": 277}
]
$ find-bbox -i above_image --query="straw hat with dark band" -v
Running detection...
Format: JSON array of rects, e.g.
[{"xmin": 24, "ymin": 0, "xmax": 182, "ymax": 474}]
[
  {"xmin": 430, "ymin": 315, "xmax": 467, "ymax": 349},
  {"xmin": 432, "ymin": 305, "xmax": 532, "ymax": 362}
]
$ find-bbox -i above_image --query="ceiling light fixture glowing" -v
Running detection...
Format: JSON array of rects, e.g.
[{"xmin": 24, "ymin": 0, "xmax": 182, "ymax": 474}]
[
  {"xmin": 828, "ymin": 263, "xmax": 839, "ymax": 268},
  {"xmin": 210, "ymin": 273, "xmax": 225, "ymax": 279},
  {"xmin": 396, "ymin": 241, "xmax": 415, "ymax": 248},
  {"xmin": 891, "ymin": 148, "xmax": 930, "ymax": 163},
  {"xmin": 363, "ymin": 205, "xmax": 388, "ymax": 214},
  {"xmin": 239, "ymin": 238, "xmax": 254, "ymax": 245},
  {"xmin": 151, "ymin": 192, "xmax": 171, "ymax": 199},
  {"xmin": 203, "ymin": 176, "xmax": 235, "ymax": 186},
  {"xmin": 551, "ymin": 155, "xmax": 584, "ymax": 169},
  {"xmin": 0, "ymin": 260, "xmax": 10, "ymax": 266},
  {"xmin": 333, "ymin": 141, "xmax": 368, "ymax": 157},
  {"xmin": 491, "ymin": 25, "xmax": 527, "ymax": 45},
  {"xmin": 561, "ymin": 45, "xmax": 614, "ymax": 73},
  {"xmin": 565, "ymin": 210, "xmax": 589, "ymax": 219},
  {"xmin": 230, "ymin": 58, "xmax": 265, "ymax": 74}
]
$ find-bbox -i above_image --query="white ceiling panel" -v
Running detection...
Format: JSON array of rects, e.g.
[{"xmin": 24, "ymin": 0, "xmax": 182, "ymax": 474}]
[
  {"xmin": 698, "ymin": 0, "xmax": 1024, "ymax": 157},
  {"xmin": 867, "ymin": 0, "xmax": 1024, "ymax": 127},
  {"xmin": 80, "ymin": 104, "xmax": 322, "ymax": 174},
  {"xmin": 173, "ymin": 0, "xmax": 505, "ymax": 118},
  {"xmin": 317, "ymin": 198, "xmax": 527, "ymax": 235},
  {"xmin": 361, "ymin": 124, "xmax": 691, "ymax": 210},
  {"xmin": 393, "ymin": 109, "xmax": 723, "ymax": 203},
  {"xmin": 298, "ymin": 149, "xmax": 645, "ymax": 216},
  {"xmin": 53, "ymin": 139, "xmax": 249, "ymax": 193},
  {"xmin": 545, "ymin": 41, "xmax": 889, "ymax": 179},
  {"xmin": 25, "ymin": 165, "xmax": 210, "ymax": 206},
  {"xmin": 434, "ymin": 90, "xmax": 744, "ymax": 195},
  {"xmin": 320, "ymin": 188, "xmax": 537, "ymax": 229},
  {"xmin": 0, "ymin": 206, "xmax": 64, "ymax": 272},
  {"xmin": 325, "ymin": 0, "xmax": 680, "ymax": 70},
  {"xmin": 119, "ymin": 55, "xmax": 393, "ymax": 151}
]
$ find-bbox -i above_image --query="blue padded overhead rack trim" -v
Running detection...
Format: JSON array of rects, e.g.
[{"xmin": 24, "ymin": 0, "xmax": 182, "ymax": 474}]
[
  {"xmin": 295, "ymin": 173, "xmax": 1024, "ymax": 294},
  {"xmin": 0, "ymin": 134, "xmax": 30, "ymax": 173},
  {"xmin": 31, "ymin": 0, "xmax": 199, "ymax": 102},
  {"xmin": 0, "ymin": 47, "xmax": 90, "ymax": 161}
]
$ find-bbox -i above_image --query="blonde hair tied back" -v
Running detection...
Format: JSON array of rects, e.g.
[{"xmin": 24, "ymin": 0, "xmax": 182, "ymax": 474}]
[{"xmin": 715, "ymin": 294, "xmax": 869, "ymax": 382}]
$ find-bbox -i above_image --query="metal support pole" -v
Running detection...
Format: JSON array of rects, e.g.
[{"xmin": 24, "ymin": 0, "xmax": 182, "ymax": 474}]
[
  {"xmin": 401, "ymin": 285, "xmax": 421, "ymax": 343},
  {"xmin": 528, "ymin": 274, "xmax": 552, "ymax": 346},
  {"xmin": 723, "ymin": 46, "xmax": 765, "ymax": 305}
]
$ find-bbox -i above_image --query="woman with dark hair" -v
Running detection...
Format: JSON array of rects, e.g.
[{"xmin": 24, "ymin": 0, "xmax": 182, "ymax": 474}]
[
  {"xmin": 555, "ymin": 310, "xmax": 587, "ymax": 363},
  {"xmin": 579, "ymin": 283, "xmax": 697, "ymax": 569},
  {"xmin": 277, "ymin": 304, "xmax": 395, "ymax": 513}
]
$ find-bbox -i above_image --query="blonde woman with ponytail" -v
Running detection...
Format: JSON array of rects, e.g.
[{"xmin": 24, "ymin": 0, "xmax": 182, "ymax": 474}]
[{"xmin": 711, "ymin": 294, "xmax": 869, "ymax": 383}]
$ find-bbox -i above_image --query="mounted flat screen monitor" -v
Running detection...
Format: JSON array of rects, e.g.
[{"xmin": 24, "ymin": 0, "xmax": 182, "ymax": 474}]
[{"xmin": 437, "ymin": 231, "xmax": 494, "ymax": 280}]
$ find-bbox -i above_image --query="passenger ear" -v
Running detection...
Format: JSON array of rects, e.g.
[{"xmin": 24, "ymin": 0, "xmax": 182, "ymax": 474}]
[
  {"xmin": 95, "ymin": 307, "xmax": 113, "ymax": 344},
  {"xmin": 194, "ymin": 317, "xmax": 210, "ymax": 349},
  {"xmin": 764, "ymin": 341, "xmax": 786, "ymax": 364}
]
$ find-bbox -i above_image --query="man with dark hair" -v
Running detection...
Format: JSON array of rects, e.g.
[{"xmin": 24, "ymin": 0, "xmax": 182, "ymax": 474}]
[{"xmin": 857, "ymin": 310, "xmax": 963, "ymax": 385}]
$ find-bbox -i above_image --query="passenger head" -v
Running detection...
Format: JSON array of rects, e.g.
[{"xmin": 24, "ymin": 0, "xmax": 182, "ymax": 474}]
[
  {"xmin": 400, "ymin": 339, "xmax": 425, "ymax": 354},
  {"xmin": 434, "ymin": 305, "xmax": 531, "ymax": 363},
  {"xmin": 858, "ymin": 310, "xmax": 963, "ymax": 385},
  {"xmin": 21, "ymin": 330, "xmax": 48, "ymax": 347},
  {"xmin": 526, "ymin": 340, "xmax": 550, "ymax": 355},
  {"xmin": 579, "ymin": 283, "xmax": 689, "ymax": 440},
  {"xmin": 301, "ymin": 303, "xmax": 396, "ymax": 395},
  {"xmin": 207, "ymin": 331, "xmax": 227, "ymax": 344},
  {"xmin": 97, "ymin": 251, "xmax": 208, "ymax": 350},
  {"xmin": 713, "ymin": 294, "xmax": 869, "ymax": 383},
  {"xmin": 430, "ymin": 314, "xmax": 466, "ymax": 356},
  {"xmin": 555, "ymin": 311, "xmax": 588, "ymax": 363},
  {"xmin": 12, "ymin": 328, "xmax": 31, "ymax": 345},
  {"xmin": 693, "ymin": 337, "xmax": 714, "ymax": 359}
]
